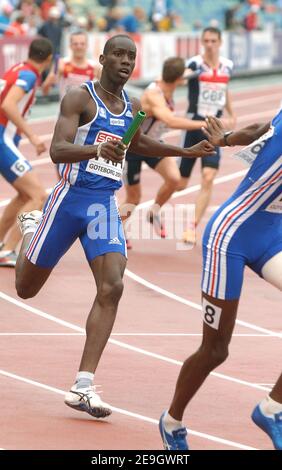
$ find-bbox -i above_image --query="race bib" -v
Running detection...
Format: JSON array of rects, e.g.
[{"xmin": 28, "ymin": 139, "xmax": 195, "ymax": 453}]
[
  {"xmin": 10, "ymin": 159, "xmax": 30, "ymax": 177},
  {"xmin": 198, "ymin": 81, "xmax": 227, "ymax": 116},
  {"xmin": 264, "ymin": 193, "xmax": 282, "ymax": 214},
  {"xmin": 86, "ymin": 130, "xmax": 124, "ymax": 181},
  {"xmin": 233, "ymin": 127, "xmax": 274, "ymax": 167}
]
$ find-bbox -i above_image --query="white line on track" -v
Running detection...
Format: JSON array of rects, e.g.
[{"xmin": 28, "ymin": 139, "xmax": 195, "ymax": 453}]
[
  {"xmin": 0, "ymin": 332, "xmax": 276, "ymax": 337},
  {"xmin": 125, "ymin": 270, "xmax": 282, "ymax": 339},
  {"xmin": 0, "ymin": 291, "xmax": 272, "ymax": 393},
  {"xmin": 0, "ymin": 368, "xmax": 257, "ymax": 450}
]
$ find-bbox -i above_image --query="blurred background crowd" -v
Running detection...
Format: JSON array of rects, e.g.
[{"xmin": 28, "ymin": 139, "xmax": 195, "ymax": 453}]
[{"xmin": 1, "ymin": 0, "xmax": 282, "ymax": 56}]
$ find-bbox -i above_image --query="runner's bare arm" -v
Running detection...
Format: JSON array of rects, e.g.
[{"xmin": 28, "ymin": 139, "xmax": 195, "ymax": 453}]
[
  {"xmin": 1, "ymin": 85, "xmax": 40, "ymax": 142},
  {"xmin": 202, "ymin": 116, "xmax": 271, "ymax": 147},
  {"xmin": 1, "ymin": 85, "xmax": 46, "ymax": 154},
  {"xmin": 128, "ymin": 98, "xmax": 215, "ymax": 158},
  {"xmin": 41, "ymin": 59, "xmax": 63, "ymax": 94},
  {"xmin": 50, "ymin": 88, "xmax": 125, "ymax": 164},
  {"xmin": 144, "ymin": 90, "xmax": 206, "ymax": 130}
]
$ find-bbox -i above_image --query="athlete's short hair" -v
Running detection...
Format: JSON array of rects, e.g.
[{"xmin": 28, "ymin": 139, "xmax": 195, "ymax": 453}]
[
  {"xmin": 103, "ymin": 34, "xmax": 135, "ymax": 55},
  {"xmin": 70, "ymin": 30, "xmax": 88, "ymax": 40},
  {"xmin": 202, "ymin": 27, "xmax": 221, "ymax": 39},
  {"xmin": 162, "ymin": 57, "xmax": 185, "ymax": 83},
  {"xmin": 28, "ymin": 38, "xmax": 53, "ymax": 63}
]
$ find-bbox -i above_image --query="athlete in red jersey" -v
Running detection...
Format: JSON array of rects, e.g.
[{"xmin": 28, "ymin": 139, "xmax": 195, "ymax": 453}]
[
  {"xmin": 42, "ymin": 30, "xmax": 99, "ymax": 100},
  {"xmin": 0, "ymin": 38, "xmax": 53, "ymax": 267}
]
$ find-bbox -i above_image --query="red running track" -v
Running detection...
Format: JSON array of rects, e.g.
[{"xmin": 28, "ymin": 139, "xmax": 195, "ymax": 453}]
[{"xmin": 0, "ymin": 84, "xmax": 281, "ymax": 450}]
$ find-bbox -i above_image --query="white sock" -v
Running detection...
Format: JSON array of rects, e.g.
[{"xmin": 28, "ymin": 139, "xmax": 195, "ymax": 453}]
[
  {"xmin": 75, "ymin": 371, "xmax": 94, "ymax": 390},
  {"xmin": 163, "ymin": 411, "xmax": 183, "ymax": 433},
  {"xmin": 259, "ymin": 395, "xmax": 282, "ymax": 417}
]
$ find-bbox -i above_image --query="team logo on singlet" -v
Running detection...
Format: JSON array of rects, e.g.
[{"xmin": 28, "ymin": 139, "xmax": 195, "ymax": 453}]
[
  {"xmin": 95, "ymin": 130, "xmax": 122, "ymax": 143},
  {"xmin": 98, "ymin": 107, "xmax": 106, "ymax": 118}
]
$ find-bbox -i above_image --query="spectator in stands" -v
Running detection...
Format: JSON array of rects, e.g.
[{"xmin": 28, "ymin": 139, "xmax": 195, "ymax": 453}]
[
  {"xmin": 4, "ymin": 11, "xmax": 28, "ymax": 37},
  {"xmin": 38, "ymin": 6, "xmax": 63, "ymax": 55},
  {"xmin": 0, "ymin": 3, "xmax": 12, "ymax": 35},
  {"xmin": 244, "ymin": 4, "xmax": 260, "ymax": 31},
  {"xmin": 103, "ymin": 7, "xmax": 123, "ymax": 32},
  {"xmin": 117, "ymin": 7, "xmax": 146, "ymax": 33},
  {"xmin": 150, "ymin": 0, "xmax": 174, "ymax": 31}
]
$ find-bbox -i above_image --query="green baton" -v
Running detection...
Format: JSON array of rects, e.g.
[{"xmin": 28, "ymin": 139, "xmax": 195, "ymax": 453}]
[{"xmin": 121, "ymin": 110, "xmax": 146, "ymax": 146}]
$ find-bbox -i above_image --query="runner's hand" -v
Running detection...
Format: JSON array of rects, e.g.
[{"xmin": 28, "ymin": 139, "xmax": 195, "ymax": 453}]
[
  {"xmin": 202, "ymin": 116, "xmax": 227, "ymax": 146},
  {"xmin": 183, "ymin": 139, "xmax": 215, "ymax": 157},
  {"xmin": 29, "ymin": 134, "xmax": 47, "ymax": 155},
  {"xmin": 97, "ymin": 140, "xmax": 127, "ymax": 162}
]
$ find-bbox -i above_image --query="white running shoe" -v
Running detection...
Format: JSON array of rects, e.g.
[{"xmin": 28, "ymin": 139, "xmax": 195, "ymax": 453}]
[
  {"xmin": 18, "ymin": 210, "xmax": 43, "ymax": 235},
  {"xmin": 64, "ymin": 385, "xmax": 112, "ymax": 418}
]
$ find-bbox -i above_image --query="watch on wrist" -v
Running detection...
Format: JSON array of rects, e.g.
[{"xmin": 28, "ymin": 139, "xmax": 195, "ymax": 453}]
[{"xmin": 223, "ymin": 131, "xmax": 233, "ymax": 146}]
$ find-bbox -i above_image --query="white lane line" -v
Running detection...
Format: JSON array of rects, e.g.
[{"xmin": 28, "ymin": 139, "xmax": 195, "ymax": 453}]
[
  {"xmin": 0, "ymin": 332, "xmax": 275, "ymax": 337},
  {"xmin": 125, "ymin": 269, "xmax": 282, "ymax": 339},
  {"xmin": 136, "ymin": 169, "xmax": 247, "ymax": 210},
  {"xmin": 0, "ymin": 369, "xmax": 257, "ymax": 450},
  {"xmin": 0, "ymin": 291, "xmax": 271, "ymax": 393}
]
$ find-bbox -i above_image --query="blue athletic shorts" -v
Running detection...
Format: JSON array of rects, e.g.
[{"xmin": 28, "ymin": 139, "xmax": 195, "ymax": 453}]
[
  {"xmin": 26, "ymin": 181, "xmax": 127, "ymax": 268},
  {"xmin": 0, "ymin": 126, "xmax": 31, "ymax": 183},
  {"xmin": 202, "ymin": 209, "xmax": 282, "ymax": 300},
  {"xmin": 179, "ymin": 125, "xmax": 221, "ymax": 178}
]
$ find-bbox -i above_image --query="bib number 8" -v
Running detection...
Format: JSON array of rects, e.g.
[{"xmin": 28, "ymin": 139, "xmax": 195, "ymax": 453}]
[
  {"xmin": 202, "ymin": 298, "xmax": 222, "ymax": 330},
  {"xmin": 204, "ymin": 305, "xmax": 216, "ymax": 324}
]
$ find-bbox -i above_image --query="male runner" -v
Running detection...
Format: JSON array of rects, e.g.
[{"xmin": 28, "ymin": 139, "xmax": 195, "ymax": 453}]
[
  {"xmin": 121, "ymin": 57, "xmax": 206, "ymax": 247},
  {"xmin": 0, "ymin": 38, "xmax": 53, "ymax": 267},
  {"xmin": 15, "ymin": 35, "xmax": 215, "ymax": 419},
  {"xmin": 160, "ymin": 115, "xmax": 282, "ymax": 450},
  {"xmin": 178, "ymin": 27, "xmax": 236, "ymax": 244}
]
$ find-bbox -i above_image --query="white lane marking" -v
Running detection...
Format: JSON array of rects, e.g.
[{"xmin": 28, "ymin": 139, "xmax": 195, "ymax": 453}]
[
  {"xmin": 0, "ymin": 332, "xmax": 275, "ymax": 337},
  {"xmin": 0, "ymin": 291, "xmax": 271, "ymax": 392},
  {"xmin": 136, "ymin": 170, "xmax": 247, "ymax": 210},
  {"xmin": 124, "ymin": 270, "xmax": 282, "ymax": 339},
  {"xmin": 0, "ymin": 369, "xmax": 257, "ymax": 450}
]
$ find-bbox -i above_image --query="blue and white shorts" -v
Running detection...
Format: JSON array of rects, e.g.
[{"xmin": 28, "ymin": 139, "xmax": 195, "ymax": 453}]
[
  {"xmin": 202, "ymin": 208, "xmax": 282, "ymax": 300},
  {"xmin": 26, "ymin": 181, "xmax": 127, "ymax": 268},
  {"xmin": 0, "ymin": 126, "xmax": 31, "ymax": 183}
]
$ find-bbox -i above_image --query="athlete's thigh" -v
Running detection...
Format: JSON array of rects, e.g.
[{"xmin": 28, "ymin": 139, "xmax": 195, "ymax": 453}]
[
  {"xmin": 123, "ymin": 153, "xmax": 142, "ymax": 186},
  {"xmin": 16, "ymin": 255, "xmax": 53, "ymax": 294},
  {"xmin": 261, "ymin": 252, "xmax": 282, "ymax": 290},
  {"xmin": 154, "ymin": 156, "xmax": 180, "ymax": 180},
  {"xmin": 201, "ymin": 292, "xmax": 239, "ymax": 346},
  {"xmin": 202, "ymin": 210, "xmax": 247, "ymax": 301},
  {"xmin": 90, "ymin": 252, "xmax": 126, "ymax": 289},
  {"xmin": 0, "ymin": 140, "xmax": 31, "ymax": 184},
  {"xmin": 26, "ymin": 183, "xmax": 83, "ymax": 268},
  {"xmin": 81, "ymin": 192, "xmax": 127, "ymax": 266},
  {"xmin": 13, "ymin": 170, "xmax": 45, "ymax": 199}
]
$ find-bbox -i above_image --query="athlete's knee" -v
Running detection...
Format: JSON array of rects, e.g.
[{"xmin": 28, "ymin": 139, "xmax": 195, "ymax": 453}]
[
  {"xmin": 97, "ymin": 279, "xmax": 124, "ymax": 305},
  {"xmin": 15, "ymin": 277, "xmax": 38, "ymax": 299},
  {"xmin": 19, "ymin": 186, "xmax": 46, "ymax": 207},
  {"xmin": 177, "ymin": 178, "xmax": 188, "ymax": 191},
  {"xmin": 165, "ymin": 173, "xmax": 180, "ymax": 189},
  {"xmin": 201, "ymin": 170, "xmax": 216, "ymax": 189},
  {"xmin": 199, "ymin": 340, "xmax": 229, "ymax": 369}
]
